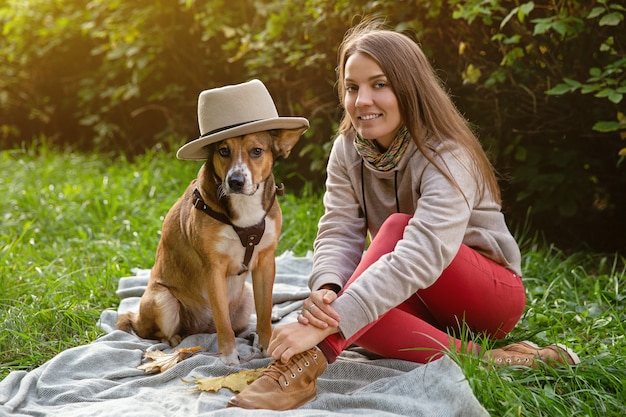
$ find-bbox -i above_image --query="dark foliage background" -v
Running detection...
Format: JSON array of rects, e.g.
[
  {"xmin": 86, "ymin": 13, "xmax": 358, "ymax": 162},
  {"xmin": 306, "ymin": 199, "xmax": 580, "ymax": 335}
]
[{"xmin": 1, "ymin": 0, "xmax": 624, "ymax": 252}]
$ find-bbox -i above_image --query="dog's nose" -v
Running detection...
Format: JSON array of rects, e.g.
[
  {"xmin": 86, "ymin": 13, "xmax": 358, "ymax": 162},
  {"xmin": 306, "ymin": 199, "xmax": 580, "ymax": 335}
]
[{"xmin": 228, "ymin": 173, "xmax": 245, "ymax": 192}]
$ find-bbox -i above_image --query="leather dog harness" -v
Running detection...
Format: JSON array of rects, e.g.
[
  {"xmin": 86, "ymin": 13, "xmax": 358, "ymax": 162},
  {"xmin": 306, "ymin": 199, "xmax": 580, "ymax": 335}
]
[{"xmin": 191, "ymin": 185, "xmax": 283, "ymax": 275}]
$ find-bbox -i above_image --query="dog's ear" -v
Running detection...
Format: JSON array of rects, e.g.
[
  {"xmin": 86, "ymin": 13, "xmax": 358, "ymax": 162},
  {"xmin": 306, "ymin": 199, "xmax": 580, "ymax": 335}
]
[
  {"xmin": 270, "ymin": 127, "xmax": 307, "ymax": 159},
  {"xmin": 204, "ymin": 143, "xmax": 216, "ymax": 164}
]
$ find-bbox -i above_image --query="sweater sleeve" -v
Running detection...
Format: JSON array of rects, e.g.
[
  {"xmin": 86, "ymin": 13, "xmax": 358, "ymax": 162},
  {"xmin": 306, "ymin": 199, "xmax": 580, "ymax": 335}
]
[
  {"xmin": 308, "ymin": 137, "xmax": 367, "ymax": 292},
  {"xmin": 331, "ymin": 146, "xmax": 480, "ymax": 339}
]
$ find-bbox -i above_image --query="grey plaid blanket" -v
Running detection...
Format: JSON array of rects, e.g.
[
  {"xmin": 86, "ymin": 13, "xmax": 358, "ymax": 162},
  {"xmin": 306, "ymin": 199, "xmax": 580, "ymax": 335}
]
[{"xmin": 0, "ymin": 252, "xmax": 489, "ymax": 417}]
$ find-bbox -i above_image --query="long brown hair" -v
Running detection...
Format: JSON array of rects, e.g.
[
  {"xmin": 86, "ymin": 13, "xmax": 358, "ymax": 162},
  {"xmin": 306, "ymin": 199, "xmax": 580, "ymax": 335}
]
[{"xmin": 336, "ymin": 18, "xmax": 501, "ymax": 204}]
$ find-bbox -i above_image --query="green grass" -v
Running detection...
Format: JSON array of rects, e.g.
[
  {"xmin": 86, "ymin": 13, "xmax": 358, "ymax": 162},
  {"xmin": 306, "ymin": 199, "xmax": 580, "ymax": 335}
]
[
  {"xmin": 1, "ymin": 144, "xmax": 624, "ymax": 415},
  {"xmin": 453, "ymin": 247, "xmax": 626, "ymax": 416}
]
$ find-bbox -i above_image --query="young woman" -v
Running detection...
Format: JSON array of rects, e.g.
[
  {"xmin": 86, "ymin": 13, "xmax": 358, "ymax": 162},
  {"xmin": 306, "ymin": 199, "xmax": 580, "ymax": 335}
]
[{"xmin": 229, "ymin": 19, "xmax": 579, "ymax": 411}]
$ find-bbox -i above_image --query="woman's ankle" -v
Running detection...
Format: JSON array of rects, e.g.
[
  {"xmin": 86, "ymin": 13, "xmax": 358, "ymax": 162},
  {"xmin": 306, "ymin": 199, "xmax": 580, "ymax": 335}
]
[{"xmin": 317, "ymin": 340, "xmax": 337, "ymax": 364}]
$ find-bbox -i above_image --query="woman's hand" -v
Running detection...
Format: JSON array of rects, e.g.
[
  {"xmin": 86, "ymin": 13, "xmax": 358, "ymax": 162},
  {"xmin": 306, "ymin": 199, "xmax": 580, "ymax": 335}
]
[
  {"xmin": 268, "ymin": 321, "xmax": 339, "ymax": 363},
  {"xmin": 298, "ymin": 288, "xmax": 340, "ymax": 328}
]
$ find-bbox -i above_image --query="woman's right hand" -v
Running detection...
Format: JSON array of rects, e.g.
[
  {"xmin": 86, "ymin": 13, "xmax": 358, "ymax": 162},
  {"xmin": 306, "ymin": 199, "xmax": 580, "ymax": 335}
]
[{"xmin": 298, "ymin": 288, "xmax": 340, "ymax": 329}]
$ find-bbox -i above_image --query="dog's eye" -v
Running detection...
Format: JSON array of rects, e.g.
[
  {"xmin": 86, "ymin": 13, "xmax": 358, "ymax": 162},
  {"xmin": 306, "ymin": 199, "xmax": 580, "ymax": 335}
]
[
  {"xmin": 250, "ymin": 148, "xmax": 263, "ymax": 158},
  {"xmin": 218, "ymin": 147, "xmax": 230, "ymax": 157}
]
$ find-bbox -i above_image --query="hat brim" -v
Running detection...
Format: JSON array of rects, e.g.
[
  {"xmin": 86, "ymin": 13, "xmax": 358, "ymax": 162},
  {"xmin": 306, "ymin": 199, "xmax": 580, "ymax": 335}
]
[{"xmin": 177, "ymin": 117, "xmax": 309, "ymax": 160}]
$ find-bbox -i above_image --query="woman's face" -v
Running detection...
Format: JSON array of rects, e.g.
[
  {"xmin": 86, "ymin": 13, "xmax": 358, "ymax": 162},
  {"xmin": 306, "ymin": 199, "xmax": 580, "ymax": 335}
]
[{"xmin": 343, "ymin": 52, "xmax": 402, "ymax": 149}]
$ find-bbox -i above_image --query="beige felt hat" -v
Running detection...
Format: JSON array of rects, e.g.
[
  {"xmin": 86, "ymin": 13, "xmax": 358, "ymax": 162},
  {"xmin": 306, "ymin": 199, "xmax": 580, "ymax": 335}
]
[{"xmin": 177, "ymin": 79, "xmax": 309, "ymax": 160}]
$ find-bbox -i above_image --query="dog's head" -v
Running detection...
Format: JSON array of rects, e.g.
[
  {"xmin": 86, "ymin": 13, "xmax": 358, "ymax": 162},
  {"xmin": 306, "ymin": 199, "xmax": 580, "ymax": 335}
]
[{"xmin": 208, "ymin": 127, "xmax": 305, "ymax": 196}]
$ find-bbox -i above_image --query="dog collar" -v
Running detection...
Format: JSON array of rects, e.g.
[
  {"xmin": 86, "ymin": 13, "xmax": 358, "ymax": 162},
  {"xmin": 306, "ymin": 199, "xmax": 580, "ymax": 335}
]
[{"xmin": 192, "ymin": 187, "xmax": 279, "ymax": 275}]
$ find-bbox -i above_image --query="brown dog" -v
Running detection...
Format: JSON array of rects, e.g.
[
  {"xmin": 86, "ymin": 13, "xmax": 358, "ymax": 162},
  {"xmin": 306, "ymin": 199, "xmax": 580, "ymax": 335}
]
[
  {"xmin": 116, "ymin": 79, "xmax": 308, "ymax": 365},
  {"xmin": 116, "ymin": 128, "xmax": 305, "ymax": 365}
]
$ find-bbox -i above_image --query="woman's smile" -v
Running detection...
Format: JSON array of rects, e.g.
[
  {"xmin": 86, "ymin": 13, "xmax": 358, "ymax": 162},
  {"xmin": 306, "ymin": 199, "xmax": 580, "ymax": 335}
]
[{"xmin": 359, "ymin": 113, "xmax": 382, "ymax": 121}]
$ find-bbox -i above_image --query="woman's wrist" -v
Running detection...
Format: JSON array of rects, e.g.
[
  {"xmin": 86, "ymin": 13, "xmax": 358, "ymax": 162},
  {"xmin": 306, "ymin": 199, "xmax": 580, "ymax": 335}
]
[{"xmin": 319, "ymin": 283, "xmax": 341, "ymax": 294}]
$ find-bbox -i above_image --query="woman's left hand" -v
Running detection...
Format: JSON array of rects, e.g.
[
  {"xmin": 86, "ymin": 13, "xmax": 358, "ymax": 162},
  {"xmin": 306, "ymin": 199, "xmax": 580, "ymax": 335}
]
[
  {"xmin": 267, "ymin": 322, "xmax": 339, "ymax": 363},
  {"xmin": 298, "ymin": 289, "xmax": 340, "ymax": 328}
]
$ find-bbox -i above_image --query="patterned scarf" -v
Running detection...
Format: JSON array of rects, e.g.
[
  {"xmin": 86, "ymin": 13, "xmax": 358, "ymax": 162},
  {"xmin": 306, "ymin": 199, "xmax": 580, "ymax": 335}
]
[{"xmin": 354, "ymin": 126, "xmax": 410, "ymax": 171}]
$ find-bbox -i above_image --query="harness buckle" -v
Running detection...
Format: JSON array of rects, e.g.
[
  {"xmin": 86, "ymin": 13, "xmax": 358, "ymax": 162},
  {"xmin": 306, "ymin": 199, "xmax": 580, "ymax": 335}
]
[{"xmin": 193, "ymin": 196, "xmax": 206, "ymax": 210}]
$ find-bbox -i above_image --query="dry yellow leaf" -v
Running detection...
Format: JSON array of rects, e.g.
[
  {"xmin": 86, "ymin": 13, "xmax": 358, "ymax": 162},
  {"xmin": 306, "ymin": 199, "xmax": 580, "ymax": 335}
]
[
  {"xmin": 194, "ymin": 368, "xmax": 265, "ymax": 393},
  {"xmin": 137, "ymin": 346, "xmax": 201, "ymax": 374}
]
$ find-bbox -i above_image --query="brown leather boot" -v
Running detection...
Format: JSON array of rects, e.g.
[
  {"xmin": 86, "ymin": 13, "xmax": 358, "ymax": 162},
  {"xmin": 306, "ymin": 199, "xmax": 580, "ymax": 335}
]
[
  {"xmin": 227, "ymin": 347, "xmax": 327, "ymax": 410},
  {"xmin": 485, "ymin": 341, "xmax": 580, "ymax": 368}
]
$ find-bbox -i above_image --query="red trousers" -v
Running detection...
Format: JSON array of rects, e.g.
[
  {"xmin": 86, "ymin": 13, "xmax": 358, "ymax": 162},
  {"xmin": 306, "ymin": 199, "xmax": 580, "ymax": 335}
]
[{"xmin": 318, "ymin": 213, "xmax": 526, "ymax": 364}]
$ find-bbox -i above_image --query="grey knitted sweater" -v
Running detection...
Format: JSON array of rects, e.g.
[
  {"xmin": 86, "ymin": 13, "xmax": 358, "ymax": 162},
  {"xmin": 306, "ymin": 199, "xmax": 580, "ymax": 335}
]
[{"xmin": 308, "ymin": 133, "xmax": 522, "ymax": 339}]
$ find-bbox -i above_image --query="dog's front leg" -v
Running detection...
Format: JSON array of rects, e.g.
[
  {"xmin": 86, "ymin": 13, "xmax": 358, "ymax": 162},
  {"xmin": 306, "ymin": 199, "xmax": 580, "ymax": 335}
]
[
  {"xmin": 251, "ymin": 248, "xmax": 276, "ymax": 352},
  {"xmin": 206, "ymin": 266, "xmax": 240, "ymax": 366}
]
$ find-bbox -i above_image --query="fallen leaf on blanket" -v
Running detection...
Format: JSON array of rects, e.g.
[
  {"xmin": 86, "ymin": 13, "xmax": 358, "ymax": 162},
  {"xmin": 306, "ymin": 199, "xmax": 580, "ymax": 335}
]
[
  {"xmin": 137, "ymin": 346, "xmax": 202, "ymax": 374},
  {"xmin": 193, "ymin": 368, "xmax": 265, "ymax": 393}
]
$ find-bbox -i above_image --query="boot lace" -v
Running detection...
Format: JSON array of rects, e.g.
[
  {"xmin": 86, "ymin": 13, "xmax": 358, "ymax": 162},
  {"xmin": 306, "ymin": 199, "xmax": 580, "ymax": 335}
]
[{"xmin": 262, "ymin": 350, "xmax": 318, "ymax": 387}]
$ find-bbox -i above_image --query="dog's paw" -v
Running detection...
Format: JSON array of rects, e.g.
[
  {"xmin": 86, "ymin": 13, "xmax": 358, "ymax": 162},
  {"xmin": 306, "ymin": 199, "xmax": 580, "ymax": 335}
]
[
  {"xmin": 166, "ymin": 335, "xmax": 183, "ymax": 346},
  {"xmin": 219, "ymin": 351, "xmax": 240, "ymax": 366}
]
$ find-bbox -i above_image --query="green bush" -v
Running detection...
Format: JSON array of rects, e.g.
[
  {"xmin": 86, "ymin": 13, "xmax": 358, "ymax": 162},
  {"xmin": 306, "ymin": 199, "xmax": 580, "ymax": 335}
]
[
  {"xmin": 1, "ymin": 0, "xmax": 624, "ymax": 252},
  {"xmin": 448, "ymin": 0, "xmax": 626, "ymax": 251},
  {"xmin": 0, "ymin": 0, "xmax": 251, "ymax": 152}
]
